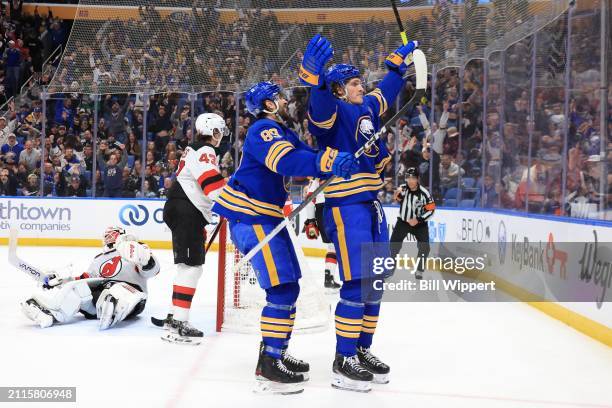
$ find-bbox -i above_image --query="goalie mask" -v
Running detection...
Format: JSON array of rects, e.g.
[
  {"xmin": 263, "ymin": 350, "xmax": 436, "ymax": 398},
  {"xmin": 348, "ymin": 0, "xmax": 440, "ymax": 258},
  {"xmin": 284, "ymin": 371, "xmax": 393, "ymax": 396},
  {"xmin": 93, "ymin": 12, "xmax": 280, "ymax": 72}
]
[
  {"xmin": 103, "ymin": 226, "xmax": 125, "ymax": 249},
  {"xmin": 195, "ymin": 113, "xmax": 229, "ymax": 147}
]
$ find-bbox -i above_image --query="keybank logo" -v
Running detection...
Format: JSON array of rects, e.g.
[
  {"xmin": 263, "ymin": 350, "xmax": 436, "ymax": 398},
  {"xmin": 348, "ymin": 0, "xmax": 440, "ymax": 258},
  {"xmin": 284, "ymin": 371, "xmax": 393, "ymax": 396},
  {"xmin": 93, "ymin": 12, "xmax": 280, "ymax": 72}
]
[
  {"xmin": 119, "ymin": 204, "xmax": 164, "ymax": 226},
  {"xmin": 0, "ymin": 201, "xmax": 71, "ymax": 221}
]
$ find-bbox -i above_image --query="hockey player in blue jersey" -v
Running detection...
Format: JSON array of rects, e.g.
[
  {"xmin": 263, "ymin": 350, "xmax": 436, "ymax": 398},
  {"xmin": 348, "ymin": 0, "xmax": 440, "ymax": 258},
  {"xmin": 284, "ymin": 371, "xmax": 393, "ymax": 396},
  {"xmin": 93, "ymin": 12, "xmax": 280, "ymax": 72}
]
[
  {"xmin": 212, "ymin": 80, "xmax": 359, "ymax": 394},
  {"xmin": 300, "ymin": 34, "xmax": 418, "ymax": 392}
]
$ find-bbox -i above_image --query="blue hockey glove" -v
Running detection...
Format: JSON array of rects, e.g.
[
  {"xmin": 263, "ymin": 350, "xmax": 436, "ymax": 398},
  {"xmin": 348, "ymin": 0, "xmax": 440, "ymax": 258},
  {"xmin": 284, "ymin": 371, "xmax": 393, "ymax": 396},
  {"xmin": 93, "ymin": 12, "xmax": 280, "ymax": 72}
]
[
  {"xmin": 317, "ymin": 147, "xmax": 359, "ymax": 179},
  {"xmin": 385, "ymin": 40, "xmax": 419, "ymax": 75},
  {"xmin": 299, "ymin": 34, "xmax": 334, "ymax": 87}
]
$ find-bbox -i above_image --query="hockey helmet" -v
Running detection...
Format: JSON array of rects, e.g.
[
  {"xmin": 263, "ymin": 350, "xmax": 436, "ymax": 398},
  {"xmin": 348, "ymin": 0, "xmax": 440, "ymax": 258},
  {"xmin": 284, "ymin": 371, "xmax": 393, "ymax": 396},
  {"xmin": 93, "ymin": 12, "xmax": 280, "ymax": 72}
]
[
  {"xmin": 245, "ymin": 81, "xmax": 283, "ymax": 116},
  {"xmin": 326, "ymin": 64, "xmax": 361, "ymax": 88},
  {"xmin": 195, "ymin": 113, "xmax": 229, "ymax": 140},
  {"xmin": 104, "ymin": 226, "xmax": 125, "ymax": 248}
]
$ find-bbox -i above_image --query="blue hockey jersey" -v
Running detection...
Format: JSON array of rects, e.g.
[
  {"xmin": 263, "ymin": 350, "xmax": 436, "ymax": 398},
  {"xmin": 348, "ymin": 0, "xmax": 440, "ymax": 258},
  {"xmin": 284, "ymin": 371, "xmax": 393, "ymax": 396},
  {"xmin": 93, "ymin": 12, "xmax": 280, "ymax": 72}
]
[
  {"xmin": 213, "ymin": 118, "xmax": 323, "ymax": 224},
  {"xmin": 308, "ymin": 70, "xmax": 405, "ymax": 206}
]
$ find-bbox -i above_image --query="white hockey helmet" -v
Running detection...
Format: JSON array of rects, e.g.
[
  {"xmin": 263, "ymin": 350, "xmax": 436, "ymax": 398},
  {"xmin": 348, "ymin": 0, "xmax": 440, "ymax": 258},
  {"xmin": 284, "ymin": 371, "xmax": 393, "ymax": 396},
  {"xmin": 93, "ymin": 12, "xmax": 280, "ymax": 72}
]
[
  {"xmin": 195, "ymin": 113, "xmax": 229, "ymax": 146},
  {"xmin": 103, "ymin": 226, "xmax": 125, "ymax": 248}
]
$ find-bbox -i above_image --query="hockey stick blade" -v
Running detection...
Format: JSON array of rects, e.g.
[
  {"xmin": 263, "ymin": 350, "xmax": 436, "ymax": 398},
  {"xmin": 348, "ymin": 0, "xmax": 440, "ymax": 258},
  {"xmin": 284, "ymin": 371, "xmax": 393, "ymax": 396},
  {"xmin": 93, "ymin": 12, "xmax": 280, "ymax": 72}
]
[
  {"xmin": 8, "ymin": 227, "xmax": 44, "ymax": 282},
  {"xmin": 232, "ymin": 50, "xmax": 428, "ymax": 273}
]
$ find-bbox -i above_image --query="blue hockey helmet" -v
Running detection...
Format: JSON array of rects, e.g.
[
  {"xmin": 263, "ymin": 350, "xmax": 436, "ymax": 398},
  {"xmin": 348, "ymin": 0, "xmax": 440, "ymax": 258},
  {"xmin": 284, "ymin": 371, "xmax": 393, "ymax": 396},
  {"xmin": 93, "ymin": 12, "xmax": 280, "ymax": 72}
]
[
  {"xmin": 325, "ymin": 64, "xmax": 361, "ymax": 88},
  {"xmin": 245, "ymin": 81, "xmax": 282, "ymax": 116}
]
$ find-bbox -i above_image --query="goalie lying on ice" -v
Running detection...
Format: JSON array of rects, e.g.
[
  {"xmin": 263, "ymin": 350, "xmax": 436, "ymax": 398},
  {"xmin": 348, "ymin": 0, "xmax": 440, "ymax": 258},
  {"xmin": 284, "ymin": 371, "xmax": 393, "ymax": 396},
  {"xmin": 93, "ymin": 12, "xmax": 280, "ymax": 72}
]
[{"xmin": 21, "ymin": 226, "xmax": 160, "ymax": 330}]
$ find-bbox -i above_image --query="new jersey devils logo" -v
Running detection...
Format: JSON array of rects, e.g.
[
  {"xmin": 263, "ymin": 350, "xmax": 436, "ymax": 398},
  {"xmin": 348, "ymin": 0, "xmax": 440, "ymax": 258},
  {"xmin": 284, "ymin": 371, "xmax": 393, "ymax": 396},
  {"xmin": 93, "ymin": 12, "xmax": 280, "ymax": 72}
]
[
  {"xmin": 100, "ymin": 256, "xmax": 122, "ymax": 278},
  {"xmin": 355, "ymin": 116, "xmax": 380, "ymax": 157}
]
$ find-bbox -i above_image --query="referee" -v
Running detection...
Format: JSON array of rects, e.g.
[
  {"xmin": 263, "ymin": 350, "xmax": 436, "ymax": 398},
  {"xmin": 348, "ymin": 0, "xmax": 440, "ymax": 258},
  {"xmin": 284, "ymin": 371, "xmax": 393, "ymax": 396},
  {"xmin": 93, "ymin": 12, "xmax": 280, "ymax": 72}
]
[{"xmin": 390, "ymin": 167, "xmax": 436, "ymax": 279}]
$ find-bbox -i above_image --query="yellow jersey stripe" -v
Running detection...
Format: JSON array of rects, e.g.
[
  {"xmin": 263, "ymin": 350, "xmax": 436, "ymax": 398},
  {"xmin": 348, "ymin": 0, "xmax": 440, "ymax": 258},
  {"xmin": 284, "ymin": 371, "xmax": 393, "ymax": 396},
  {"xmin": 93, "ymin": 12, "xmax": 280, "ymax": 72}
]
[
  {"xmin": 270, "ymin": 145, "xmax": 294, "ymax": 173},
  {"xmin": 223, "ymin": 185, "xmax": 284, "ymax": 213},
  {"xmin": 363, "ymin": 315, "xmax": 379, "ymax": 322},
  {"xmin": 219, "ymin": 191, "xmax": 284, "ymax": 218},
  {"xmin": 325, "ymin": 177, "xmax": 383, "ymax": 193},
  {"xmin": 265, "ymin": 141, "xmax": 294, "ymax": 171},
  {"xmin": 362, "ymin": 321, "xmax": 378, "ymax": 328},
  {"xmin": 216, "ymin": 195, "xmax": 259, "ymax": 216},
  {"xmin": 324, "ymin": 184, "xmax": 384, "ymax": 198},
  {"xmin": 308, "ymin": 110, "xmax": 337, "ymax": 129},
  {"xmin": 253, "ymin": 225, "xmax": 280, "ymax": 286},
  {"xmin": 326, "ymin": 172, "xmax": 382, "ymax": 186},
  {"xmin": 367, "ymin": 88, "xmax": 388, "ymax": 116},
  {"xmin": 332, "ymin": 207, "xmax": 351, "ymax": 281}
]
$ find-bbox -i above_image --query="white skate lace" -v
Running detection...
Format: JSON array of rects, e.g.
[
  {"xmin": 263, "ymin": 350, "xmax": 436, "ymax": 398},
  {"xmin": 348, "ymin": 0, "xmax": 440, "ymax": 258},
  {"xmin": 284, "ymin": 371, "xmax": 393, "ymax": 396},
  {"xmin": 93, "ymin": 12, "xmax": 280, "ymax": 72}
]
[
  {"xmin": 275, "ymin": 359, "xmax": 295, "ymax": 376},
  {"xmin": 282, "ymin": 352, "xmax": 302, "ymax": 366},
  {"xmin": 359, "ymin": 348, "xmax": 383, "ymax": 367},
  {"xmin": 346, "ymin": 355, "xmax": 368, "ymax": 373}
]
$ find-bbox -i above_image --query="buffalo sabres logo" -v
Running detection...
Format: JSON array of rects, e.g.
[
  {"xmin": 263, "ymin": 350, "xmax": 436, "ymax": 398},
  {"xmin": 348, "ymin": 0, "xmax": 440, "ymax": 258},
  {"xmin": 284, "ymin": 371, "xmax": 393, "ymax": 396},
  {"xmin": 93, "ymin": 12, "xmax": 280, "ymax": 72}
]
[{"xmin": 355, "ymin": 116, "xmax": 380, "ymax": 157}]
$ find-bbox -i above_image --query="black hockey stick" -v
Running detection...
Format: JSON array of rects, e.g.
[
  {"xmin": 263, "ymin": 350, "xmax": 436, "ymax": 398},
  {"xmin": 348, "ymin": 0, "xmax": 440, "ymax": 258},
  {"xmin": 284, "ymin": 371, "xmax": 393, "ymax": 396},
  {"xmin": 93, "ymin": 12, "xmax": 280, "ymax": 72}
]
[
  {"xmin": 233, "ymin": 49, "xmax": 428, "ymax": 272},
  {"xmin": 204, "ymin": 217, "xmax": 225, "ymax": 255},
  {"xmin": 391, "ymin": 0, "xmax": 408, "ymax": 46}
]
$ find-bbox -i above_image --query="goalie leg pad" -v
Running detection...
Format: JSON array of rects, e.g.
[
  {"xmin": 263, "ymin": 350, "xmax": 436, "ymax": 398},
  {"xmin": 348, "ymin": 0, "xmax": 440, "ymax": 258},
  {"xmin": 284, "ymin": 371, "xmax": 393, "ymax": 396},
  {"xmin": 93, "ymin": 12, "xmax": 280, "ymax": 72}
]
[
  {"xmin": 21, "ymin": 299, "xmax": 54, "ymax": 328},
  {"xmin": 96, "ymin": 282, "xmax": 146, "ymax": 330},
  {"xmin": 26, "ymin": 281, "xmax": 93, "ymax": 324}
]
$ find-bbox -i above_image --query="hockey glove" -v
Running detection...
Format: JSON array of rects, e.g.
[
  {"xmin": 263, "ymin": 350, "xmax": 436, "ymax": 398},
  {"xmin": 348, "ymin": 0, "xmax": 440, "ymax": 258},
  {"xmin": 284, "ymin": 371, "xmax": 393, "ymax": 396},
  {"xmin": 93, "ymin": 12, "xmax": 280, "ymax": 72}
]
[
  {"xmin": 302, "ymin": 218, "xmax": 320, "ymax": 240},
  {"xmin": 299, "ymin": 34, "xmax": 334, "ymax": 87},
  {"xmin": 385, "ymin": 40, "xmax": 419, "ymax": 76},
  {"xmin": 42, "ymin": 271, "xmax": 61, "ymax": 289},
  {"xmin": 117, "ymin": 240, "xmax": 152, "ymax": 266},
  {"xmin": 317, "ymin": 147, "xmax": 359, "ymax": 179}
]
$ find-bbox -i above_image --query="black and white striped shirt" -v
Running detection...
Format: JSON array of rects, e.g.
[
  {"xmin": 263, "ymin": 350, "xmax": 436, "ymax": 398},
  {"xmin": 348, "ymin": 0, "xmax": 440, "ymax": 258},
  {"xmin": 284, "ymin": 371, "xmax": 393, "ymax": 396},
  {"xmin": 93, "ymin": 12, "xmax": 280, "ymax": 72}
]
[{"xmin": 397, "ymin": 184, "xmax": 435, "ymax": 223}]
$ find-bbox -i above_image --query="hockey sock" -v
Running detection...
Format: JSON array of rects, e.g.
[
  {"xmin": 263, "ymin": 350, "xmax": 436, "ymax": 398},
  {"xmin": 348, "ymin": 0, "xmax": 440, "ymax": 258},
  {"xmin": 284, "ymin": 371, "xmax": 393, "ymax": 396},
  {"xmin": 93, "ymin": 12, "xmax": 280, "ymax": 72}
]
[
  {"xmin": 171, "ymin": 263, "xmax": 203, "ymax": 322},
  {"xmin": 357, "ymin": 302, "xmax": 381, "ymax": 349},
  {"xmin": 283, "ymin": 306, "xmax": 297, "ymax": 350},
  {"xmin": 261, "ymin": 282, "xmax": 299, "ymax": 358},
  {"xmin": 325, "ymin": 248, "xmax": 337, "ymax": 275},
  {"xmin": 335, "ymin": 279, "xmax": 366, "ymax": 357}
]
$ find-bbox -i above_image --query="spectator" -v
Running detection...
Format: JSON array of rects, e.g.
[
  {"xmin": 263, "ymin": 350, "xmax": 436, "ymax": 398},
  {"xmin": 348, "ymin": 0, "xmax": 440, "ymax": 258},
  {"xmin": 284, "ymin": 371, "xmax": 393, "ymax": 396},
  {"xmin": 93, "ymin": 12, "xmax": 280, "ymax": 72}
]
[
  {"xmin": 439, "ymin": 153, "xmax": 464, "ymax": 191},
  {"xmin": 0, "ymin": 167, "xmax": 18, "ymax": 196},
  {"xmin": 65, "ymin": 175, "xmax": 86, "ymax": 197},
  {"xmin": 98, "ymin": 144, "xmax": 127, "ymax": 197},
  {"xmin": 480, "ymin": 175, "xmax": 498, "ymax": 208},
  {"xmin": 22, "ymin": 173, "xmax": 39, "ymax": 196},
  {"xmin": 18, "ymin": 140, "xmax": 41, "ymax": 172},
  {"xmin": 1, "ymin": 133, "xmax": 23, "ymax": 166},
  {"xmin": 3, "ymin": 40, "xmax": 21, "ymax": 97}
]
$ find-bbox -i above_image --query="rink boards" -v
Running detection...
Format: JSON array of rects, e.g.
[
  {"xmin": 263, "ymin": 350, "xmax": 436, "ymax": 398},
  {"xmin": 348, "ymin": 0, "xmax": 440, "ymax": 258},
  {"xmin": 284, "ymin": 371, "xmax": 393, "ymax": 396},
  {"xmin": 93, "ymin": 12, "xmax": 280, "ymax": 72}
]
[{"xmin": 0, "ymin": 196, "xmax": 610, "ymax": 346}]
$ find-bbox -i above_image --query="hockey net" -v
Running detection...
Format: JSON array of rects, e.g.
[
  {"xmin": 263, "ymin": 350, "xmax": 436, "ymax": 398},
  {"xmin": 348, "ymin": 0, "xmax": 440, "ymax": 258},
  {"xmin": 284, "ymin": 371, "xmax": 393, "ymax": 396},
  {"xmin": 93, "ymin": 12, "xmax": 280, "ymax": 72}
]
[{"xmin": 216, "ymin": 215, "xmax": 331, "ymax": 333}]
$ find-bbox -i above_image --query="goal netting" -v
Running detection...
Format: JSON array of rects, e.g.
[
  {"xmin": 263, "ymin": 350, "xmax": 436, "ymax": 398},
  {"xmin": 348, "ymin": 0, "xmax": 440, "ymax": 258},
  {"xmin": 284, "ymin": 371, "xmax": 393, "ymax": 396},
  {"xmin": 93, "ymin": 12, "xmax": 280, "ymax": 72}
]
[
  {"xmin": 48, "ymin": 0, "xmax": 570, "ymax": 94},
  {"xmin": 216, "ymin": 216, "xmax": 331, "ymax": 333}
]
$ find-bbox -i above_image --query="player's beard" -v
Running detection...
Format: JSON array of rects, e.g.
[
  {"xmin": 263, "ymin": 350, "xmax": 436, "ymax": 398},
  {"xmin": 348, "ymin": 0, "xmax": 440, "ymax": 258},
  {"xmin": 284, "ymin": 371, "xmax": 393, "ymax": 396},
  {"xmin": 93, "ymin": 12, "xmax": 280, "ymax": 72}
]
[{"xmin": 276, "ymin": 103, "xmax": 291, "ymax": 122}]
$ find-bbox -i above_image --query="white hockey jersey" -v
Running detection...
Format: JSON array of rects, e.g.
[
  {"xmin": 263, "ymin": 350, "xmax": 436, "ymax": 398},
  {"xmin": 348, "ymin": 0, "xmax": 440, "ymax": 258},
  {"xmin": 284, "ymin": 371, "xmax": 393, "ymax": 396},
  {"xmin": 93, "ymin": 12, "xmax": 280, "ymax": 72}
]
[
  {"xmin": 85, "ymin": 247, "xmax": 160, "ymax": 293},
  {"xmin": 174, "ymin": 143, "xmax": 226, "ymax": 222}
]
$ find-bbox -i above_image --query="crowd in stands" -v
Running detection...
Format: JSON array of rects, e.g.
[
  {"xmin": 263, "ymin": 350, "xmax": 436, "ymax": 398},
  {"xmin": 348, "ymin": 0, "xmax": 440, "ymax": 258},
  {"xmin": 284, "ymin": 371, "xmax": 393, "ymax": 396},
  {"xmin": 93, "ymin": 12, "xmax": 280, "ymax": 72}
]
[{"xmin": 0, "ymin": 3, "xmax": 610, "ymax": 220}]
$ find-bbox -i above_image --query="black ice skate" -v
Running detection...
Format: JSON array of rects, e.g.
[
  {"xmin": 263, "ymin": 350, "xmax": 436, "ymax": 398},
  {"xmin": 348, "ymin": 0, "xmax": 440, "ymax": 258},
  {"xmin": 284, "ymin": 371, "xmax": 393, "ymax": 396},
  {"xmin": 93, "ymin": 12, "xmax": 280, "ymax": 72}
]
[
  {"xmin": 255, "ymin": 344, "xmax": 305, "ymax": 395},
  {"xmin": 324, "ymin": 271, "xmax": 341, "ymax": 290},
  {"xmin": 331, "ymin": 353, "xmax": 373, "ymax": 392},
  {"xmin": 281, "ymin": 348, "xmax": 310, "ymax": 381},
  {"xmin": 357, "ymin": 346, "xmax": 390, "ymax": 384},
  {"xmin": 160, "ymin": 315, "xmax": 203, "ymax": 346}
]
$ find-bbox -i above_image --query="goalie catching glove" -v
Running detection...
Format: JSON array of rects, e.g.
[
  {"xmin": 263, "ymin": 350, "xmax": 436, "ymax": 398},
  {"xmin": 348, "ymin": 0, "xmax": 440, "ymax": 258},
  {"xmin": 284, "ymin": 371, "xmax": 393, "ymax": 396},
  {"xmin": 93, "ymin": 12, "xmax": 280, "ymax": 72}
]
[
  {"xmin": 299, "ymin": 33, "xmax": 334, "ymax": 88},
  {"xmin": 116, "ymin": 236, "xmax": 152, "ymax": 267},
  {"xmin": 302, "ymin": 219, "xmax": 320, "ymax": 240},
  {"xmin": 385, "ymin": 41, "xmax": 419, "ymax": 75}
]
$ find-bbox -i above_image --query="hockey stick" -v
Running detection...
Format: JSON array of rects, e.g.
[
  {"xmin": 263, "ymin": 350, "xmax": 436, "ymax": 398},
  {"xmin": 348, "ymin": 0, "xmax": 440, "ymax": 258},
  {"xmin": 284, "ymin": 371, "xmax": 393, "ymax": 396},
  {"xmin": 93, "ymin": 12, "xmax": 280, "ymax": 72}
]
[
  {"xmin": 233, "ymin": 49, "xmax": 428, "ymax": 273},
  {"xmin": 391, "ymin": 0, "xmax": 408, "ymax": 46},
  {"xmin": 8, "ymin": 226, "xmax": 106, "ymax": 287},
  {"xmin": 204, "ymin": 217, "xmax": 225, "ymax": 255}
]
